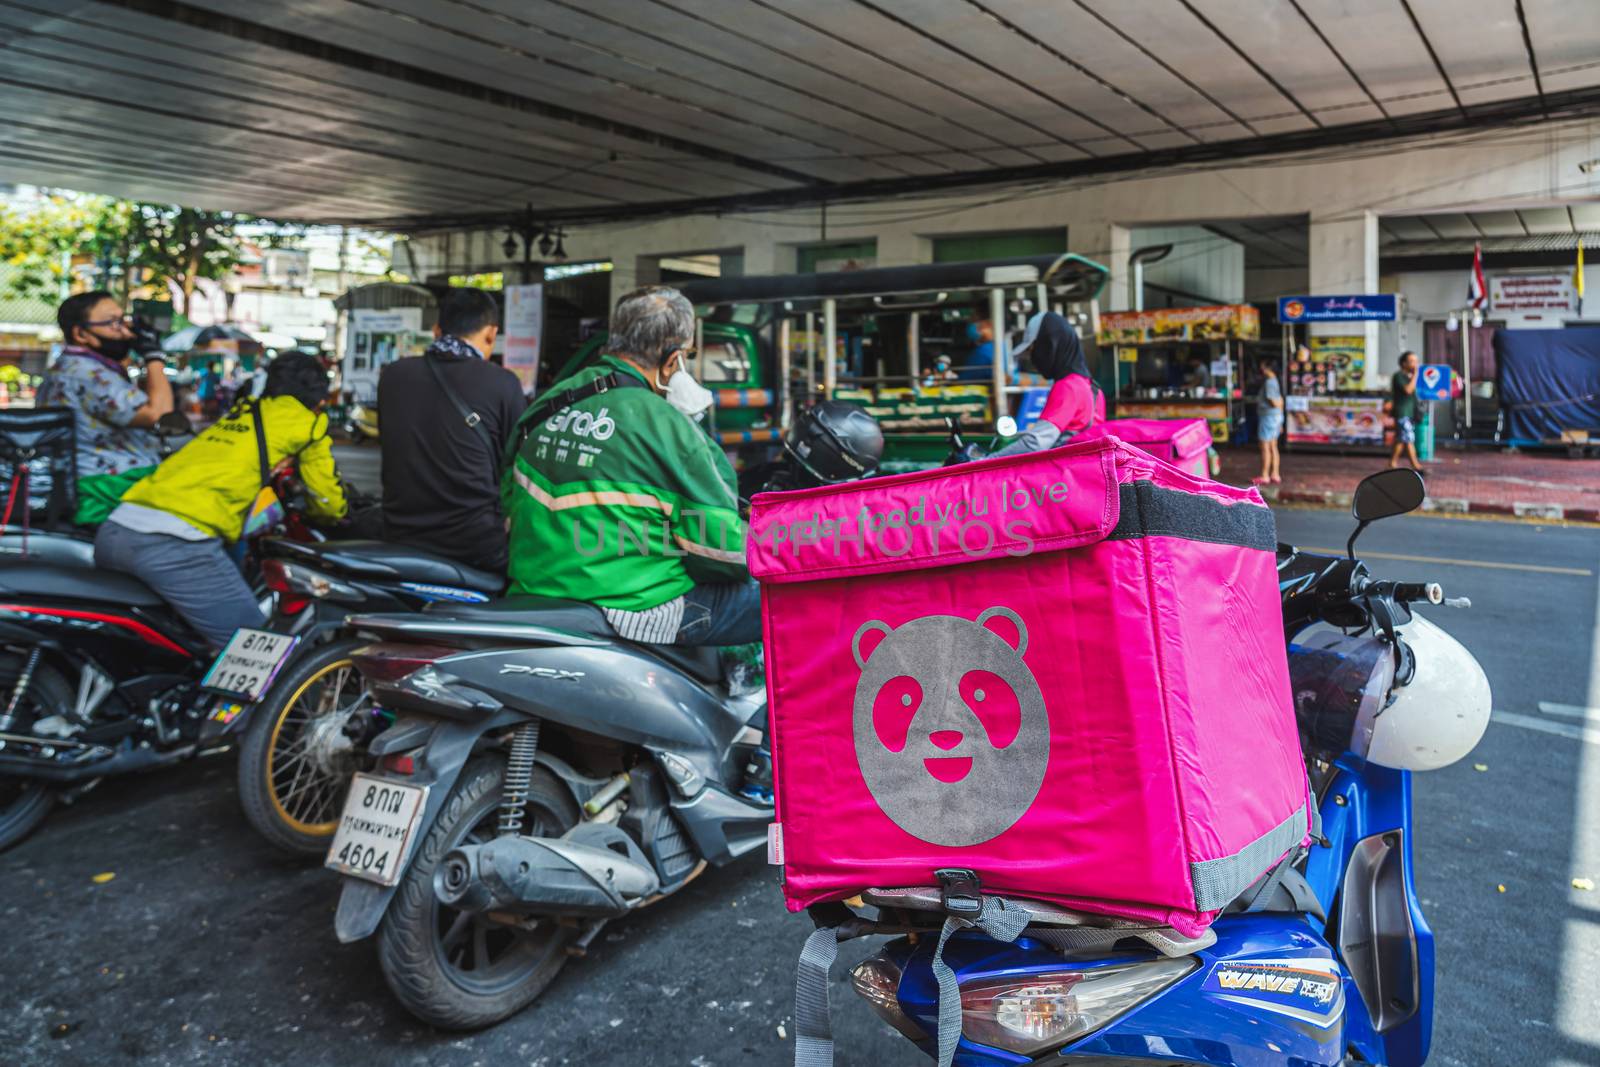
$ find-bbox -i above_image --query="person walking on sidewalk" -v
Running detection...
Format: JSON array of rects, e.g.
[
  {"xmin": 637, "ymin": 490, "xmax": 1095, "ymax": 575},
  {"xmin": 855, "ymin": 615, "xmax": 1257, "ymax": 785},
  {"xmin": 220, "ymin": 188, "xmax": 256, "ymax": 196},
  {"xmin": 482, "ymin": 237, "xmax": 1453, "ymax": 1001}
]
[
  {"xmin": 1254, "ymin": 361, "xmax": 1283, "ymax": 485},
  {"xmin": 1389, "ymin": 350, "xmax": 1422, "ymax": 472}
]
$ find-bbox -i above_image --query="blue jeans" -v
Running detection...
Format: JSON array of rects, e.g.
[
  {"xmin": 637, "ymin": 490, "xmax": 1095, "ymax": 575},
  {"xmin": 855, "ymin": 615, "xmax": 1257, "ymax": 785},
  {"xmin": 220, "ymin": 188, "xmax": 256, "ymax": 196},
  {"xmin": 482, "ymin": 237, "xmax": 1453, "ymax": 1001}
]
[
  {"xmin": 676, "ymin": 580, "xmax": 762, "ymax": 646},
  {"xmin": 95, "ymin": 522, "xmax": 265, "ymax": 650}
]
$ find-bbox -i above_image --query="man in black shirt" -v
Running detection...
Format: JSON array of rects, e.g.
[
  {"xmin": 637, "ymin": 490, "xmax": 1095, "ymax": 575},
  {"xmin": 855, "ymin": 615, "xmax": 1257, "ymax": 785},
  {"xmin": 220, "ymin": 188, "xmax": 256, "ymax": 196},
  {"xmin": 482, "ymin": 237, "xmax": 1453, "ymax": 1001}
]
[{"xmin": 379, "ymin": 288, "xmax": 527, "ymax": 572}]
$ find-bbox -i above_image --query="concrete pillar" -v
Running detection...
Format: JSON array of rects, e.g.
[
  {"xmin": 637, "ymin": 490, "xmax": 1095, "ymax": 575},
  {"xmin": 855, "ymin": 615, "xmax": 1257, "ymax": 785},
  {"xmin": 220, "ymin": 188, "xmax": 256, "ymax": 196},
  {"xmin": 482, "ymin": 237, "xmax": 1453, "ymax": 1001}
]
[
  {"xmin": 875, "ymin": 231, "xmax": 929, "ymax": 268},
  {"xmin": 1071, "ymin": 222, "xmax": 1131, "ymax": 311},
  {"xmin": 1308, "ymin": 210, "xmax": 1381, "ymax": 388},
  {"xmin": 741, "ymin": 239, "xmax": 780, "ymax": 277}
]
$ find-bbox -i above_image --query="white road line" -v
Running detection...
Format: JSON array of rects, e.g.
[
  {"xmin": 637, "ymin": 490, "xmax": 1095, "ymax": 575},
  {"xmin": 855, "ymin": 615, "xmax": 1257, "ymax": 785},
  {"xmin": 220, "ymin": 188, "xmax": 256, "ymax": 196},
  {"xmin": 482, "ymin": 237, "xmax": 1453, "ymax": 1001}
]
[
  {"xmin": 1492, "ymin": 711, "xmax": 1600, "ymax": 746},
  {"xmin": 1537, "ymin": 701, "xmax": 1600, "ymax": 724},
  {"xmin": 1300, "ymin": 546, "xmax": 1593, "ymax": 577}
]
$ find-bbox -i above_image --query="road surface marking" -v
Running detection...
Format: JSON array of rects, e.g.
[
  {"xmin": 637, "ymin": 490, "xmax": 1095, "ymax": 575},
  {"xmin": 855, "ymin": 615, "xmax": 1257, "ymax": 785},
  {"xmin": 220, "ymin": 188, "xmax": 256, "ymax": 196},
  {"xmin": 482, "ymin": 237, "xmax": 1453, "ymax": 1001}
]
[
  {"xmin": 1302, "ymin": 547, "xmax": 1592, "ymax": 577},
  {"xmin": 1537, "ymin": 701, "xmax": 1600, "ymax": 724},
  {"xmin": 1492, "ymin": 711, "xmax": 1600, "ymax": 746}
]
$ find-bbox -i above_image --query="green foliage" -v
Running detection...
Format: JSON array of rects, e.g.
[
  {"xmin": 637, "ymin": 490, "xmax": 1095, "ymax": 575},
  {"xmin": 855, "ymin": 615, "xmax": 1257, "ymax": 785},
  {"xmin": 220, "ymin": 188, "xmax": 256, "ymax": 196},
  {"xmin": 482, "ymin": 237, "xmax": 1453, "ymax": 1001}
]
[
  {"xmin": 0, "ymin": 191, "xmax": 305, "ymax": 315},
  {"xmin": 0, "ymin": 192, "xmax": 129, "ymax": 299}
]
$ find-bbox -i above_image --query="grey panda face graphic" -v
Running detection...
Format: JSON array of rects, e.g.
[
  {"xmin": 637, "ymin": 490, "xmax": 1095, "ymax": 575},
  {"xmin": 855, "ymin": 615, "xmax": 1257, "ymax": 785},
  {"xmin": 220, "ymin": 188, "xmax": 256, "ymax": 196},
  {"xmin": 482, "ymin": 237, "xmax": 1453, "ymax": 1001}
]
[{"xmin": 851, "ymin": 607, "xmax": 1049, "ymax": 847}]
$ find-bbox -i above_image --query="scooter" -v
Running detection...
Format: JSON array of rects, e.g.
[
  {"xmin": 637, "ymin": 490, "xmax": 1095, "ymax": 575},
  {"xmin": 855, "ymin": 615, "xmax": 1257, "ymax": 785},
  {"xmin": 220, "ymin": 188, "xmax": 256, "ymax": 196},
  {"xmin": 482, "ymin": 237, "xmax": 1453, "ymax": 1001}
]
[
  {"xmin": 0, "ymin": 453, "xmax": 309, "ymax": 850},
  {"xmin": 226, "ymin": 529, "xmax": 503, "ymax": 856},
  {"xmin": 322, "ymin": 427, "xmax": 880, "ymax": 1030},
  {"xmin": 825, "ymin": 468, "xmax": 1490, "ymax": 1067}
]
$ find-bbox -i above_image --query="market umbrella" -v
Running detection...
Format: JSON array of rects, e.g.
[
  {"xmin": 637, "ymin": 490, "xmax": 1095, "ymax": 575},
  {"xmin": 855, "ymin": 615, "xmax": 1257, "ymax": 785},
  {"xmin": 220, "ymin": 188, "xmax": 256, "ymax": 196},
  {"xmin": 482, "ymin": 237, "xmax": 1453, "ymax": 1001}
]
[{"xmin": 161, "ymin": 324, "xmax": 264, "ymax": 356}]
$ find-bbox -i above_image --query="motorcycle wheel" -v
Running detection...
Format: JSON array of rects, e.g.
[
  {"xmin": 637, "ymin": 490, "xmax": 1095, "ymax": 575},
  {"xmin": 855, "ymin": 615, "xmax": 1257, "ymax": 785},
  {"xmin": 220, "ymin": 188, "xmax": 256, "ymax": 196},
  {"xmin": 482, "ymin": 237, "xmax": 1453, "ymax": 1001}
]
[
  {"xmin": 237, "ymin": 637, "xmax": 372, "ymax": 856},
  {"xmin": 0, "ymin": 653, "xmax": 70, "ymax": 851},
  {"xmin": 377, "ymin": 757, "xmax": 581, "ymax": 1030}
]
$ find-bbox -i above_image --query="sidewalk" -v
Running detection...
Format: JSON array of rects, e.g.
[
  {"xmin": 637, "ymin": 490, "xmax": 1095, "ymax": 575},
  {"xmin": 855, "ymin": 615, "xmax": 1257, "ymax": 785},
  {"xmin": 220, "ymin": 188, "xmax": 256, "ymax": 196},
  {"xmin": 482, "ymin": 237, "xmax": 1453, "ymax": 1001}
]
[{"xmin": 1215, "ymin": 446, "xmax": 1600, "ymax": 522}]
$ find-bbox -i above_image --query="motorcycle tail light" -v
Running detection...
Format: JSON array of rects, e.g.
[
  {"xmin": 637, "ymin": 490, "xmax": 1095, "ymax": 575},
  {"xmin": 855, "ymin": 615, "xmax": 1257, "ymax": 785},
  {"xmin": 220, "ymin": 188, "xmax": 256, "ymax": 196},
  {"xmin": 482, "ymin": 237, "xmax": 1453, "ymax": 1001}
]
[
  {"xmin": 849, "ymin": 957, "xmax": 928, "ymax": 1041},
  {"xmin": 352, "ymin": 643, "xmax": 459, "ymax": 684},
  {"xmin": 261, "ymin": 559, "xmax": 365, "ymax": 604},
  {"xmin": 381, "ymin": 753, "xmax": 416, "ymax": 775},
  {"xmin": 958, "ymin": 957, "xmax": 1196, "ymax": 1055}
]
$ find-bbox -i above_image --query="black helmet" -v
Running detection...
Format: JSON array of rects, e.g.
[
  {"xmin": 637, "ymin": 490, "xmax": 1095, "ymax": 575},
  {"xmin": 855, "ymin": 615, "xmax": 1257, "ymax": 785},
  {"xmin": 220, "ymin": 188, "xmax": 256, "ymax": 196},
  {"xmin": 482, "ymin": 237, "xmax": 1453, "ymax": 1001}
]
[{"xmin": 784, "ymin": 401, "xmax": 883, "ymax": 484}]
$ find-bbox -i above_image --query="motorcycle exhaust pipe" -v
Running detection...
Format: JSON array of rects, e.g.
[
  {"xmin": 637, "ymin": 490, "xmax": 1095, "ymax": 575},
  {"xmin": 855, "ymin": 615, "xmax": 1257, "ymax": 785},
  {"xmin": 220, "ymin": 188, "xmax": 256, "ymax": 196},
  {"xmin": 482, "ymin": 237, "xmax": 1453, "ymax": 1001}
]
[{"xmin": 435, "ymin": 823, "xmax": 662, "ymax": 918}]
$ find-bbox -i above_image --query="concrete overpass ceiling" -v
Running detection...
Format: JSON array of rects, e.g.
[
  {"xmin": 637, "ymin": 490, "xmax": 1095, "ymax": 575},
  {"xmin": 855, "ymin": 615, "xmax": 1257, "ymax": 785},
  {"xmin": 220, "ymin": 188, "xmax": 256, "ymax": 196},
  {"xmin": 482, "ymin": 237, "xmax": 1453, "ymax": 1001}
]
[
  {"xmin": 0, "ymin": 0, "xmax": 1596, "ymax": 226},
  {"xmin": 1202, "ymin": 217, "xmax": 1309, "ymax": 270},
  {"xmin": 1382, "ymin": 207, "xmax": 1600, "ymax": 252}
]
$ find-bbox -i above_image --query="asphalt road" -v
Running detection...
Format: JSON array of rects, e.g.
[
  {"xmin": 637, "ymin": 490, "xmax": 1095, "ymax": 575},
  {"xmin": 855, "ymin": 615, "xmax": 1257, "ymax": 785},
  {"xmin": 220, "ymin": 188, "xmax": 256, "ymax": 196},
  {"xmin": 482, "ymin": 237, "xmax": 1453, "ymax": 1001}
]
[{"xmin": 2, "ymin": 455, "xmax": 1597, "ymax": 1066}]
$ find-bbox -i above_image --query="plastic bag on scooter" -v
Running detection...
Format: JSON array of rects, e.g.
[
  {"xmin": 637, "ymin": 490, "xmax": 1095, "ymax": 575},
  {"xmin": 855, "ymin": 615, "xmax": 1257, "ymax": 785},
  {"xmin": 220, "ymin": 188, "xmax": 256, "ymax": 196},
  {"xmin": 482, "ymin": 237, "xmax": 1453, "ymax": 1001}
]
[{"xmin": 749, "ymin": 436, "xmax": 1307, "ymax": 938}]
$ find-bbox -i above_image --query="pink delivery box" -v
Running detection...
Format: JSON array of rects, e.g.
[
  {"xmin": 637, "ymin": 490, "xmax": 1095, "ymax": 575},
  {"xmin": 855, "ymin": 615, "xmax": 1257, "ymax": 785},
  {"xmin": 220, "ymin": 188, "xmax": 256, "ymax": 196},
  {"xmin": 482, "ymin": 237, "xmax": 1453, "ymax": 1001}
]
[
  {"xmin": 748, "ymin": 437, "xmax": 1307, "ymax": 937},
  {"xmin": 1076, "ymin": 417, "xmax": 1212, "ymax": 478}
]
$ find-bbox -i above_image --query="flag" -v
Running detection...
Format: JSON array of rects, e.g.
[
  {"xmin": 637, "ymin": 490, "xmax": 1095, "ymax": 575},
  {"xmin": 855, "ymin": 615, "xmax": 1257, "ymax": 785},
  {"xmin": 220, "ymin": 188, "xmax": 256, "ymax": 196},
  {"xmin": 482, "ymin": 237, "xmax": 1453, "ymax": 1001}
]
[
  {"xmin": 1469, "ymin": 241, "xmax": 1486, "ymax": 310},
  {"xmin": 1578, "ymin": 239, "xmax": 1586, "ymax": 300}
]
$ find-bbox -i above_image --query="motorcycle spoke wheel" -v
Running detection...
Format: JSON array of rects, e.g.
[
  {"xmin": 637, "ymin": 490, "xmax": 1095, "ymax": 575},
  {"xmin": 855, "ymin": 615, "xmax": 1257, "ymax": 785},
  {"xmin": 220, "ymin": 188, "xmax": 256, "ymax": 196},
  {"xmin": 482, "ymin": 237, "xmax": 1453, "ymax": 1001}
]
[
  {"xmin": 239, "ymin": 637, "xmax": 377, "ymax": 856},
  {"xmin": 265, "ymin": 661, "xmax": 367, "ymax": 835},
  {"xmin": 0, "ymin": 654, "xmax": 68, "ymax": 851}
]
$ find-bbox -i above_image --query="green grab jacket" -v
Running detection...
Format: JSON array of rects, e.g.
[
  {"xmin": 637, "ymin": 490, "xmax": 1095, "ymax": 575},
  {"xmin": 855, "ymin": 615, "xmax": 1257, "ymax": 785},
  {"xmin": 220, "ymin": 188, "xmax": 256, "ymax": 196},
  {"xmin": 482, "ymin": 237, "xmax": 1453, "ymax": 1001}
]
[{"xmin": 501, "ymin": 356, "xmax": 748, "ymax": 610}]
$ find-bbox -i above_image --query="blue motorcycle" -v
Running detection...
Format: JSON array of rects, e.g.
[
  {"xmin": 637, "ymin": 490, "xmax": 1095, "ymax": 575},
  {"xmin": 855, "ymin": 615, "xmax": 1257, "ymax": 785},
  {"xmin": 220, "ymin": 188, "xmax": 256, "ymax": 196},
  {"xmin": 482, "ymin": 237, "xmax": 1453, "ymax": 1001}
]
[{"xmin": 824, "ymin": 468, "xmax": 1491, "ymax": 1067}]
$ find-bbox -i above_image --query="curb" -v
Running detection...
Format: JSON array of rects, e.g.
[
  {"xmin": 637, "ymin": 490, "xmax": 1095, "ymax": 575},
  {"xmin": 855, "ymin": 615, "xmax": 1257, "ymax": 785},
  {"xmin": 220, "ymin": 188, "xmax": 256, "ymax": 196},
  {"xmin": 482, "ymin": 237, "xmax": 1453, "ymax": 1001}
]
[{"xmin": 1256, "ymin": 485, "xmax": 1595, "ymax": 523}]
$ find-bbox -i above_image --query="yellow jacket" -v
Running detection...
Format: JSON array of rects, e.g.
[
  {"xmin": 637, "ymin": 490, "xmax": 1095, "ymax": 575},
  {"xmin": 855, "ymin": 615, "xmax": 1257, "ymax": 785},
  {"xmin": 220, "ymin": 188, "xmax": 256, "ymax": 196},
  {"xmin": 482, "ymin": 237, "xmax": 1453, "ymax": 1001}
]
[{"xmin": 122, "ymin": 395, "xmax": 347, "ymax": 541}]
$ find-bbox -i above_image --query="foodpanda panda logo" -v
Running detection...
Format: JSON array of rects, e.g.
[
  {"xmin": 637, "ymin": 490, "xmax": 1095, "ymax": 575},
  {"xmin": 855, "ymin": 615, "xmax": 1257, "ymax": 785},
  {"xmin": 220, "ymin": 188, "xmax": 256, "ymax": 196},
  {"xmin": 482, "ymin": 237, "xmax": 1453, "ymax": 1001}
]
[
  {"xmin": 851, "ymin": 607, "xmax": 1049, "ymax": 847},
  {"xmin": 546, "ymin": 406, "xmax": 616, "ymax": 441}
]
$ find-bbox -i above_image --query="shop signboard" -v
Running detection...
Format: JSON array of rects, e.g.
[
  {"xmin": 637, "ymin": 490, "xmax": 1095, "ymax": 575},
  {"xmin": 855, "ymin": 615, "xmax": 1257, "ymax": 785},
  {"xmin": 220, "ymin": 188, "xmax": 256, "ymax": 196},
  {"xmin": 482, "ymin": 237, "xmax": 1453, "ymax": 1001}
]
[
  {"xmin": 840, "ymin": 383, "xmax": 992, "ymax": 432},
  {"xmin": 1417, "ymin": 364, "xmax": 1452, "ymax": 401},
  {"xmin": 1096, "ymin": 304, "xmax": 1260, "ymax": 345},
  {"xmin": 1277, "ymin": 294, "xmax": 1398, "ymax": 322},
  {"xmin": 1490, "ymin": 273, "xmax": 1576, "ymax": 326},
  {"xmin": 1299, "ymin": 336, "xmax": 1367, "ymax": 393},
  {"xmin": 1286, "ymin": 396, "xmax": 1386, "ymax": 446},
  {"xmin": 502, "ymin": 283, "xmax": 543, "ymax": 394},
  {"xmin": 345, "ymin": 307, "xmax": 425, "ymax": 403}
]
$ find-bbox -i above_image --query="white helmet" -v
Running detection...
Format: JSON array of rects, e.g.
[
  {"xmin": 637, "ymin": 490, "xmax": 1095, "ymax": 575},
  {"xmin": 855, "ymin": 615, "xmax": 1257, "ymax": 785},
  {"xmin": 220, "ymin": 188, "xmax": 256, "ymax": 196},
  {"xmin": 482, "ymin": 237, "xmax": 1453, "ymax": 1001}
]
[{"xmin": 1368, "ymin": 612, "xmax": 1492, "ymax": 771}]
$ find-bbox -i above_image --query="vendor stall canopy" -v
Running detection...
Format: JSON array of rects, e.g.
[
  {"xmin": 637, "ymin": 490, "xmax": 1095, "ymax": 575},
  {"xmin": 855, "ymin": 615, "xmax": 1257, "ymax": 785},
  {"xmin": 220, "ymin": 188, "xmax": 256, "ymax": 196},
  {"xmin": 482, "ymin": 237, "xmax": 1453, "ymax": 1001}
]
[{"xmin": 3, "ymin": 0, "xmax": 1598, "ymax": 228}]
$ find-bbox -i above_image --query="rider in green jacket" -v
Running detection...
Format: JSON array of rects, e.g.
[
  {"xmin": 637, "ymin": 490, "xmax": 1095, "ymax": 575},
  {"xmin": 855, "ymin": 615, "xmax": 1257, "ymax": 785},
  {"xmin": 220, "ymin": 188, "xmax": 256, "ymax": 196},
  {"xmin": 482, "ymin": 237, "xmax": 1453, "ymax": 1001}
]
[{"xmin": 502, "ymin": 286, "xmax": 757, "ymax": 646}]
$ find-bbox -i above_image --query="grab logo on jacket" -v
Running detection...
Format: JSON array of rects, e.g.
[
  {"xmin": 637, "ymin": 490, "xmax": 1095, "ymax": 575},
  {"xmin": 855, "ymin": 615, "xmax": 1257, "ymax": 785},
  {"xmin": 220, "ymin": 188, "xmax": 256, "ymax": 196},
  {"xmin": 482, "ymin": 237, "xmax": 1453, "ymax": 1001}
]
[
  {"xmin": 851, "ymin": 607, "xmax": 1049, "ymax": 846},
  {"xmin": 546, "ymin": 405, "xmax": 616, "ymax": 441}
]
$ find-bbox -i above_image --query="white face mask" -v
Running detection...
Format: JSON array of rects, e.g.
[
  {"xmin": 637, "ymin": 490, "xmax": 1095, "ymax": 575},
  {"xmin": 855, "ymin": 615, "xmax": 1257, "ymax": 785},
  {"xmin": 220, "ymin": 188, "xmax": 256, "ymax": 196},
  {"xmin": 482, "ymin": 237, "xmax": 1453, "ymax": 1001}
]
[{"xmin": 659, "ymin": 363, "xmax": 715, "ymax": 420}]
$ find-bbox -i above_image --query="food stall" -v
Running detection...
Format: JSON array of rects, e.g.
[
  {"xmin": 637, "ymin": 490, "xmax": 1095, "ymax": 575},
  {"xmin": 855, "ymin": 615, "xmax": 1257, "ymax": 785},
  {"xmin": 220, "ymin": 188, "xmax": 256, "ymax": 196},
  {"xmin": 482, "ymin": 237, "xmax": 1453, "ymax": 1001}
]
[
  {"xmin": 1095, "ymin": 304, "xmax": 1259, "ymax": 443},
  {"xmin": 1276, "ymin": 295, "xmax": 1398, "ymax": 451},
  {"xmin": 671, "ymin": 254, "xmax": 1110, "ymax": 469}
]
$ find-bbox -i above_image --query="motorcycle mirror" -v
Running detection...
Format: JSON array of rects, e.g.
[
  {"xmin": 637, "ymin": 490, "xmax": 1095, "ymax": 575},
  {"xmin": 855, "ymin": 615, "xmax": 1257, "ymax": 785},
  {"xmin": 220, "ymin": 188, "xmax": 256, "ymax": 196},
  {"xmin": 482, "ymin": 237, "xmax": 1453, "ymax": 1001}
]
[
  {"xmin": 995, "ymin": 415, "xmax": 1018, "ymax": 438},
  {"xmin": 1347, "ymin": 468, "xmax": 1425, "ymax": 558},
  {"xmin": 1352, "ymin": 468, "xmax": 1425, "ymax": 523}
]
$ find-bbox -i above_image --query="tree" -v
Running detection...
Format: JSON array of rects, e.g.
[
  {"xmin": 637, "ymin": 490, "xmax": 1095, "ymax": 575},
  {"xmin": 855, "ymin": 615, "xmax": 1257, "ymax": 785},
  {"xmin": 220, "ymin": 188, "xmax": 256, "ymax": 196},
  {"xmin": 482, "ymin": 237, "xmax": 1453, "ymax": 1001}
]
[
  {"xmin": 0, "ymin": 192, "xmax": 130, "ymax": 301},
  {"xmin": 125, "ymin": 204, "xmax": 306, "ymax": 318},
  {"xmin": 0, "ymin": 191, "xmax": 304, "ymax": 317}
]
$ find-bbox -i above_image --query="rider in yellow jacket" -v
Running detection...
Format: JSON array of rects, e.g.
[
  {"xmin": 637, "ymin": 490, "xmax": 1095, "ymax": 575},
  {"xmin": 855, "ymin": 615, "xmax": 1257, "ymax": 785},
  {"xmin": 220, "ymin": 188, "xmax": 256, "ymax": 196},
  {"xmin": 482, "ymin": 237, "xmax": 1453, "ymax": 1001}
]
[{"xmin": 95, "ymin": 353, "xmax": 348, "ymax": 648}]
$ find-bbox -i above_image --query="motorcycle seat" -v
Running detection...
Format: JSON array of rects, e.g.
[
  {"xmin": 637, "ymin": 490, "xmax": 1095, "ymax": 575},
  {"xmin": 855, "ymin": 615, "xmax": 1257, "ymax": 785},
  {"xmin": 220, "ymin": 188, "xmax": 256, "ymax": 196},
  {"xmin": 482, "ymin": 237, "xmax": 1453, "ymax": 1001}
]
[
  {"xmin": 0, "ymin": 528, "xmax": 97, "ymax": 568},
  {"xmin": 0, "ymin": 559, "xmax": 165, "ymax": 607},
  {"xmin": 425, "ymin": 595, "xmax": 612, "ymax": 634},
  {"xmin": 423, "ymin": 596, "xmax": 726, "ymax": 685},
  {"xmin": 262, "ymin": 538, "xmax": 504, "ymax": 595}
]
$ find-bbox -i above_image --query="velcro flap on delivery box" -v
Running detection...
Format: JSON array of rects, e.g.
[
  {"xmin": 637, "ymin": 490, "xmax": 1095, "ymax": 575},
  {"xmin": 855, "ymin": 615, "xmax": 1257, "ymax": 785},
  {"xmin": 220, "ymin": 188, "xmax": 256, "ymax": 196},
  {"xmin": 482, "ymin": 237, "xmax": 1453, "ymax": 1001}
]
[{"xmin": 748, "ymin": 436, "xmax": 1119, "ymax": 583}]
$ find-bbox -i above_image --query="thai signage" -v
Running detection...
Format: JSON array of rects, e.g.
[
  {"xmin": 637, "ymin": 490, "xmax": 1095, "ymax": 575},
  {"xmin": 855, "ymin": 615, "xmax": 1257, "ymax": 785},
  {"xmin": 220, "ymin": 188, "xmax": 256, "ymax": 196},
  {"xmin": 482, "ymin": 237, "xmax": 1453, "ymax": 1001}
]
[
  {"xmin": 1277, "ymin": 294, "xmax": 1398, "ymax": 322},
  {"xmin": 1286, "ymin": 396, "xmax": 1386, "ymax": 446},
  {"xmin": 1490, "ymin": 273, "xmax": 1576, "ymax": 317},
  {"xmin": 502, "ymin": 283, "xmax": 544, "ymax": 395},
  {"xmin": 1096, "ymin": 304, "xmax": 1259, "ymax": 345}
]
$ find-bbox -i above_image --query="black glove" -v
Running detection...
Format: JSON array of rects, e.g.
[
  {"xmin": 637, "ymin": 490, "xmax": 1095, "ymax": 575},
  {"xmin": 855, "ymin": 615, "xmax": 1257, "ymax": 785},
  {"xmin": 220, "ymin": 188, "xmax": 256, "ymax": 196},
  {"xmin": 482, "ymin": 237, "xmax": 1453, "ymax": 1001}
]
[{"xmin": 130, "ymin": 316, "xmax": 166, "ymax": 362}]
